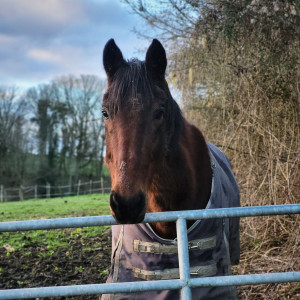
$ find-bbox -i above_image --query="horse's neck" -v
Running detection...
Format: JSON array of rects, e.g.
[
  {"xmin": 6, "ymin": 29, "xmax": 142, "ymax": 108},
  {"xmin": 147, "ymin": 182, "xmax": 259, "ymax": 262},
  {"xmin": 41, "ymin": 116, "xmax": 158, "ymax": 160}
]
[{"xmin": 147, "ymin": 120, "xmax": 212, "ymax": 239}]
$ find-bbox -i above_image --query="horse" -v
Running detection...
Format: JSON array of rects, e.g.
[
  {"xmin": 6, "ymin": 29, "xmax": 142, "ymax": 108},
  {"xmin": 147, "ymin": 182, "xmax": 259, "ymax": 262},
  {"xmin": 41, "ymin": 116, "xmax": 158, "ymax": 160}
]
[{"xmin": 101, "ymin": 39, "xmax": 240, "ymax": 300}]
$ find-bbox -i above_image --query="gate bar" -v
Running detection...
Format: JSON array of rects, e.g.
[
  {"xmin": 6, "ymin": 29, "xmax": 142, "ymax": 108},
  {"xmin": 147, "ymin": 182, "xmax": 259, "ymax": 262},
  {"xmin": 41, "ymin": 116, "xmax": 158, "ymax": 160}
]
[
  {"xmin": 1, "ymin": 272, "xmax": 299, "ymax": 300},
  {"xmin": 0, "ymin": 279, "xmax": 184, "ymax": 300},
  {"xmin": 176, "ymin": 218, "xmax": 192, "ymax": 299},
  {"xmin": 189, "ymin": 271, "xmax": 300, "ymax": 287},
  {"xmin": 1, "ymin": 204, "xmax": 299, "ymax": 232}
]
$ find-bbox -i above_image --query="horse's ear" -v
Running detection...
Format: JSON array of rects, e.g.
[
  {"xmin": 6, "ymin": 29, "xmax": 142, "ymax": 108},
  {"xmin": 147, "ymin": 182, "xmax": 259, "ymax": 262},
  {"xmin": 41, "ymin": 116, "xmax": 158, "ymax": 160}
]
[
  {"xmin": 103, "ymin": 39, "xmax": 125, "ymax": 82},
  {"xmin": 145, "ymin": 39, "xmax": 167, "ymax": 79}
]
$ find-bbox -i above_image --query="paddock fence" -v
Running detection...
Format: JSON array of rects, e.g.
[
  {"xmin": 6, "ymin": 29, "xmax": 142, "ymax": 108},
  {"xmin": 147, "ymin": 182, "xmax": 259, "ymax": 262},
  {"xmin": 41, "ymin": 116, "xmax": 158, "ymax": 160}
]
[
  {"xmin": 0, "ymin": 178, "xmax": 111, "ymax": 202},
  {"xmin": 0, "ymin": 204, "xmax": 300, "ymax": 299}
]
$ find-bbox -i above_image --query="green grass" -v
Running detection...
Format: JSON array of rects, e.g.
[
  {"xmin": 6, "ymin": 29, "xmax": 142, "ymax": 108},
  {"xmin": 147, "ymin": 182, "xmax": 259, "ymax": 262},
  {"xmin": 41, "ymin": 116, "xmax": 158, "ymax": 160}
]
[
  {"xmin": 0, "ymin": 194, "xmax": 110, "ymax": 222},
  {"xmin": 0, "ymin": 194, "xmax": 111, "ymax": 252}
]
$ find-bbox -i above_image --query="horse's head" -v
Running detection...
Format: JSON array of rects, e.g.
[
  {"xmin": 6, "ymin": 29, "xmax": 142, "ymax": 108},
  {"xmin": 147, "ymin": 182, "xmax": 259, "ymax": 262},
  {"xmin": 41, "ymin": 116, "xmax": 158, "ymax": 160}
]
[{"xmin": 102, "ymin": 39, "xmax": 181, "ymax": 224}]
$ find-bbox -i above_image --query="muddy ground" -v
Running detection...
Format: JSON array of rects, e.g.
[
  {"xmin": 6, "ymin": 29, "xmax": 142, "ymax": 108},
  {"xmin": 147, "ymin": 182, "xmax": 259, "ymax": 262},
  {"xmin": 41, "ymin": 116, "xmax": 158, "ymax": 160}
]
[{"xmin": 0, "ymin": 229, "xmax": 112, "ymax": 300}]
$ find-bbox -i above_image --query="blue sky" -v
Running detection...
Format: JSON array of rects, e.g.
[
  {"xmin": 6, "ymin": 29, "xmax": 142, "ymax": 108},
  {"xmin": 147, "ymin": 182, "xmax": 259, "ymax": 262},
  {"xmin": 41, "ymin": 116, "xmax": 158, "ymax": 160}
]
[{"xmin": 0, "ymin": 0, "xmax": 154, "ymax": 90}]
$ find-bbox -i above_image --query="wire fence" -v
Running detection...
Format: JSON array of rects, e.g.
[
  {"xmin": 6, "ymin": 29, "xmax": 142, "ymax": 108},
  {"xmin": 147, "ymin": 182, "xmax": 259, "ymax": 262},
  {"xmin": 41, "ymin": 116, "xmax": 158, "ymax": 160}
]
[{"xmin": 0, "ymin": 178, "xmax": 111, "ymax": 202}]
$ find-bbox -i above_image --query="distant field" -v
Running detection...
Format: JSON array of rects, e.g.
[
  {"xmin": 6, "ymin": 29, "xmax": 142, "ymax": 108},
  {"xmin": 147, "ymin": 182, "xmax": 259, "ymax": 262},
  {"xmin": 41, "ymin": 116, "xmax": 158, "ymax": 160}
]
[{"xmin": 0, "ymin": 194, "xmax": 110, "ymax": 222}]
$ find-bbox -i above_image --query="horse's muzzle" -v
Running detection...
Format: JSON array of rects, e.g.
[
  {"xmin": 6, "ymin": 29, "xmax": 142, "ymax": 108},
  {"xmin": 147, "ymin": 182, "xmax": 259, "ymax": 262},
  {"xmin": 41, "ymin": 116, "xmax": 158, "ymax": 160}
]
[{"xmin": 110, "ymin": 190, "xmax": 146, "ymax": 224}]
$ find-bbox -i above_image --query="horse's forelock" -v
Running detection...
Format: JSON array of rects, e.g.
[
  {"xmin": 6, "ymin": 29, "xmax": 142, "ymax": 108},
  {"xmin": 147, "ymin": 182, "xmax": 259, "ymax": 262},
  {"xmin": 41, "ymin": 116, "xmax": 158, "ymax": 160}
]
[{"xmin": 107, "ymin": 59, "xmax": 153, "ymax": 113}]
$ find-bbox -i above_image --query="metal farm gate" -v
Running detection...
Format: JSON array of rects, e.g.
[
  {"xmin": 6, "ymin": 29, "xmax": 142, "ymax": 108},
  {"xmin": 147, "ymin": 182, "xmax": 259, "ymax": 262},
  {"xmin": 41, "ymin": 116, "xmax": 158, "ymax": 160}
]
[{"xmin": 1, "ymin": 204, "xmax": 300, "ymax": 299}]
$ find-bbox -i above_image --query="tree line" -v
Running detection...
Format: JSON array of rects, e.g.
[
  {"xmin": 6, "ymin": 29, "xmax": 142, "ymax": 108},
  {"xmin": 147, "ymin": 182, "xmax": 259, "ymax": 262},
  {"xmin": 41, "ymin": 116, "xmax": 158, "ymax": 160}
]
[{"xmin": 0, "ymin": 75, "xmax": 106, "ymax": 195}]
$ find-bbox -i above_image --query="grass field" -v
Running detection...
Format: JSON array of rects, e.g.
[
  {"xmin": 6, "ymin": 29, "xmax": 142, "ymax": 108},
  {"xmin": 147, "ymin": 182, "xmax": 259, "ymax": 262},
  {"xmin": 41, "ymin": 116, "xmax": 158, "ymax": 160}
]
[
  {"xmin": 0, "ymin": 194, "xmax": 111, "ymax": 251},
  {"xmin": 0, "ymin": 194, "xmax": 110, "ymax": 222}
]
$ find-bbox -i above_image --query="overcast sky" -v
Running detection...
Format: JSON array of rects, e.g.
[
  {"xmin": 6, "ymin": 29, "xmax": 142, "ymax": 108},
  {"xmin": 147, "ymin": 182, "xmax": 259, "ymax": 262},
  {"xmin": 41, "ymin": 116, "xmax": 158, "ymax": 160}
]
[{"xmin": 0, "ymin": 0, "xmax": 154, "ymax": 90}]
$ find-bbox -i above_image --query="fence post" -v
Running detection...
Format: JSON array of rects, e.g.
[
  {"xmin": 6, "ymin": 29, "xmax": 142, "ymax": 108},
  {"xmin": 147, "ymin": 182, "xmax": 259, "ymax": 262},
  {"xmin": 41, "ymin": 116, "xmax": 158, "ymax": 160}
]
[
  {"xmin": 101, "ymin": 177, "xmax": 104, "ymax": 194},
  {"xmin": 0, "ymin": 185, "xmax": 3, "ymax": 202},
  {"xmin": 46, "ymin": 182, "xmax": 51, "ymax": 198},
  {"xmin": 77, "ymin": 180, "xmax": 81, "ymax": 196},
  {"xmin": 19, "ymin": 185, "xmax": 24, "ymax": 201},
  {"xmin": 89, "ymin": 180, "xmax": 92, "ymax": 194},
  {"xmin": 4, "ymin": 188, "xmax": 7, "ymax": 202},
  {"xmin": 35, "ymin": 185, "xmax": 37, "ymax": 199}
]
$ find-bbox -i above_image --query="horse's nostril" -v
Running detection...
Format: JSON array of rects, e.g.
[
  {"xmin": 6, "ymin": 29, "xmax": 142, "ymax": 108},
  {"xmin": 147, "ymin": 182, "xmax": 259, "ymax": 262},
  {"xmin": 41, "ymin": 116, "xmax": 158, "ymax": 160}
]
[{"xmin": 110, "ymin": 191, "xmax": 119, "ymax": 211}]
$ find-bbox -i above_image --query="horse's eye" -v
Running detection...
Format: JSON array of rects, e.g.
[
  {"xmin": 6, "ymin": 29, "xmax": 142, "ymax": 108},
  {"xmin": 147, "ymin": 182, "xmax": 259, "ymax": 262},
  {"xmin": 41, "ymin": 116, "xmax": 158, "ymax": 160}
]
[
  {"xmin": 153, "ymin": 108, "xmax": 165, "ymax": 120},
  {"xmin": 102, "ymin": 109, "xmax": 109, "ymax": 120}
]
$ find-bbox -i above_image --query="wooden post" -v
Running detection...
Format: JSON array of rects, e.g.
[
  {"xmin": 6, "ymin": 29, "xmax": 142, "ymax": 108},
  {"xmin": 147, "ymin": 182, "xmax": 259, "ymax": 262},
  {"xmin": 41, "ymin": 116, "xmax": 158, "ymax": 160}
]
[
  {"xmin": 46, "ymin": 182, "xmax": 50, "ymax": 198},
  {"xmin": 101, "ymin": 177, "xmax": 104, "ymax": 194},
  {"xmin": 89, "ymin": 180, "xmax": 92, "ymax": 194},
  {"xmin": 19, "ymin": 185, "xmax": 24, "ymax": 201},
  {"xmin": 35, "ymin": 185, "xmax": 37, "ymax": 199},
  {"xmin": 77, "ymin": 180, "xmax": 81, "ymax": 196},
  {"xmin": 0, "ymin": 185, "xmax": 3, "ymax": 202}
]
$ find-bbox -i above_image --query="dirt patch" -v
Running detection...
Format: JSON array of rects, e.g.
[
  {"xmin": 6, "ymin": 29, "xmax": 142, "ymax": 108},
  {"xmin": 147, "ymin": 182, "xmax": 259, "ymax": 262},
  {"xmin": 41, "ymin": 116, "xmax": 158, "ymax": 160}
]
[{"xmin": 0, "ymin": 229, "xmax": 112, "ymax": 300}]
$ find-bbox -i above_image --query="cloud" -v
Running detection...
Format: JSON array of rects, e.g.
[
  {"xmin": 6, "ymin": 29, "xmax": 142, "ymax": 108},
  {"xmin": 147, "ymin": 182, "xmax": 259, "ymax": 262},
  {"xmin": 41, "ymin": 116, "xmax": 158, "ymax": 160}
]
[
  {"xmin": 0, "ymin": 33, "xmax": 16, "ymax": 45},
  {"xmin": 0, "ymin": 0, "xmax": 84, "ymax": 39},
  {"xmin": 0, "ymin": 0, "xmax": 153, "ymax": 89},
  {"xmin": 27, "ymin": 49, "xmax": 62, "ymax": 63}
]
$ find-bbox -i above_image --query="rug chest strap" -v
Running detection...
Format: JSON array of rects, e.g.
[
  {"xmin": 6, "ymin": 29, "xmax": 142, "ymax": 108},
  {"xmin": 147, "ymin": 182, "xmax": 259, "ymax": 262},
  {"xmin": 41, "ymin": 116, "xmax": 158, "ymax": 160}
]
[
  {"xmin": 133, "ymin": 263, "xmax": 217, "ymax": 280},
  {"xmin": 133, "ymin": 236, "xmax": 216, "ymax": 254}
]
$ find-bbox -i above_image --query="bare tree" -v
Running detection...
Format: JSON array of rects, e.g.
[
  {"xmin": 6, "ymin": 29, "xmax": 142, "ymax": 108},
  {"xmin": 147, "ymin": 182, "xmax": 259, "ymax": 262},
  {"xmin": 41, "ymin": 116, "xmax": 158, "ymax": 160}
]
[
  {"xmin": 0, "ymin": 86, "xmax": 29, "ymax": 186},
  {"xmin": 53, "ymin": 75, "xmax": 105, "ymax": 186},
  {"xmin": 26, "ymin": 75, "xmax": 105, "ymax": 190}
]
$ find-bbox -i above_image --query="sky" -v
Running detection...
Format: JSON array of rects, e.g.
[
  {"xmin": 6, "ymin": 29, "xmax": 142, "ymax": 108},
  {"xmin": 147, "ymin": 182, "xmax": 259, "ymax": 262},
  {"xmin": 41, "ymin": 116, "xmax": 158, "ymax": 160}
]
[{"xmin": 0, "ymin": 0, "xmax": 155, "ymax": 91}]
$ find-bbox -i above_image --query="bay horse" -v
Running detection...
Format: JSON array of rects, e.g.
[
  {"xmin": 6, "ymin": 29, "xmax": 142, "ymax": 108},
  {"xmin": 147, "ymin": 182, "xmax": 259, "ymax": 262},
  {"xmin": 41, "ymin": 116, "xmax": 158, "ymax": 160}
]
[{"xmin": 101, "ymin": 39, "xmax": 240, "ymax": 300}]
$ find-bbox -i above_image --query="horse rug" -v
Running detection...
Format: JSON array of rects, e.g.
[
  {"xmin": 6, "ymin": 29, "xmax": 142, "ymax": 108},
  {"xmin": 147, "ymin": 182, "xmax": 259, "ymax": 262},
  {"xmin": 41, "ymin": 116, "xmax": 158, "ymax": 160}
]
[{"xmin": 101, "ymin": 143, "xmax": 240, "ymax": 300}]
